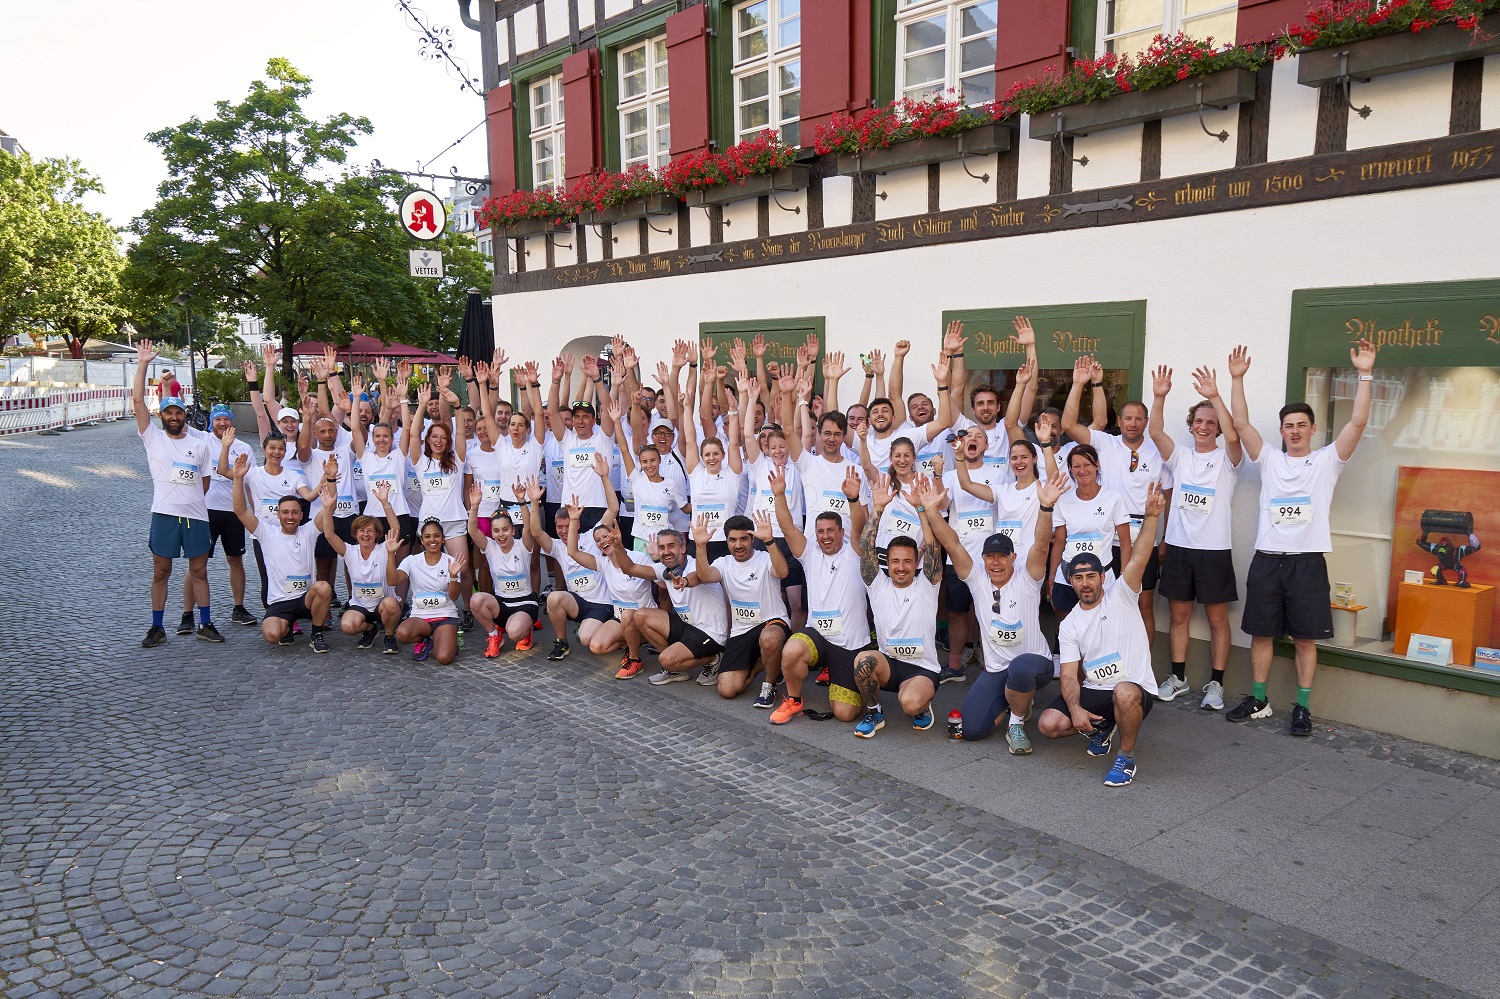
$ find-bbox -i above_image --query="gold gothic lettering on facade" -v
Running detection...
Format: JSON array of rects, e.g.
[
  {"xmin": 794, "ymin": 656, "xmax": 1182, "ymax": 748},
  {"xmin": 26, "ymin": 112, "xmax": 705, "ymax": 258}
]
[
  {"xmin": 1345, "ymin": 317, "xmax": 1443, "ymax": 350},
  {"xmin": 988, "ymin": 205, "xmax": 1026, "ymax": 227},
  {"xmin": 1453, "ymin": 146, "xmax": 1494, "ymax": 172},
  {"xmin": 1174, "ymin": 180, "xmax": 1217, "ymax": 205},
  {"xmin": 1227, "ymin": 180, "xmax": 1252, "ymax": 198},
  {"xmin": 1054, "ymin": 330, "xmax": 1101, "ymax": 354},
  {"xmin": 808, "ymin": 230, "xmax": 868, "ymax": 252},
  {"xmin": 1359, "ymin": 153, "xmax": 1433, "ymax": 182},
  {"xmin": 970, "ymin": 331, "xmax": 1025, "ymax": 357},
  {"xmin": 1481, "ymin": 314, "xmax": 1500, "ymax": 345}
]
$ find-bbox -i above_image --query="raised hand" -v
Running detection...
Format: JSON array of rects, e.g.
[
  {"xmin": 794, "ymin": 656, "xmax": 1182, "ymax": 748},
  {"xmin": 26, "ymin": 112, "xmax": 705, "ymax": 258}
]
[
  {"xmin": 447, "ymin": 554, "xmax": 467, "ymax": 580},
  {"xmin": 581, "ymin": 355, "xmax": 600, "ymax": 381},
  {"xmin": 467, "ymin": 481, "xmax": 483, "ymax": 509},
  {"xmin": 893, "ymin": 340, "xmax": 910, "ymax": 359},
  {"xmin": 373, "ymin": 480, "xmax": 392, "ymax": 505},
  {"xmin": 607, "ymin": 398, "xmax": 623, "ymax": 425},
  {"xmin": 457, "ymin": 356, "xmax": 474, "ymax": 382},
  {"xmin": 322, "ymin": 346, "xmax": 338, "ymax": 377},
  {"xmin": 372, "ymin": 358, "xmax": 391, "ymax": 384},
  {"xmin": 1012, "ymin": 315, "xmax": 1035, "ymax": 346},
  {"xmin": 230, "ymin": 452, "xmax": 251, "ymax": 479},
  {"xmin": 350, "ymin": 373, "xmax": 365, "ymax": 398},
  {"xmin": 930, "ymin": 452, "xmax": 944, "ymax": 479},
  {"xmin": 523, "ymin": 476, "xmax": 544, "ymax": 502},
  {"xmin": 415, "ymin": 384, "xmax": 433, "ymax": 410},
  {"xmin": 396, "ymin": 360, "xmax": 412, "ymax": 386},
  {"xmin": 493, "ymin": 348, "xmax": 509, "ymax": 371},
  {"xmin": 1037, "ymin": 470, "xmax": 1071, "ymax": 508},
  {"xmin": 871, "ymin": 472, "xmax": 894, "ymax": 511},
  {"xmin": 385, "ymin": 532, "xmax": 401, "ymax": 553},
  {"xmin": 700, "ymin": 337, "xmax": 718, "ymax": 365},
  {"xmin": 1015, "ymin": 357, "xmax": 1036, "ymax": 386},
  {"xmin": 436, "ymin": 367, "xmax": 454, "ymax": 393},
  {"xmin": 1089, "ymin": 358, "xmax": 1104, "ymax": 383},
  {"xmin": 683, "ymin": 340, "xmax": 699, "ymax": 366},
  {"xmin": 730, "ymin": 338, "xmax": 747, "ymax": 372},
  {"xmin": 1227, "ymin": 345, "xmax": 1251, "ymax": 379},
  {"xmin": 751, "ymin": 333, "xmax": 766, "ymax": 359},
  {"xmin": 672, "ymin": 340, "xmax": 690, "ymax": 368},
  {"xmin": 137, "ymin": 339, "xmax": 159, "ymax": 365},
  {"xmin": 561, "ymin": 353, "xmax": 576, "ymax": 376},
  {"xmin": 1072, "ymin": 355, "xmax": 1094, "ymax": 385},
  {"xmin": 768, "ymin": 462, "xmax": 786, "ymax": 496},
  {"xmin": 551, "ymin": 356, "xmax": 566, "ymax": 383},
  {"xmin": 744, "ymin": 376, "xmax": 760, "ymax": 403},
  {"xmin": 242, "ymin": 359, "xmax": 257, "ymax": 381},
  {"xmin": 260, "ymin": 343, "xmax": 277, "ymax": 372},
  {"xmin": 823, "ymin": 350, "xmax": 848, "ymax": 383},
  {"xmin": 932, "ymin": 347, "xmax": 951, "ymax": 385},
  {"xmin": 322, "ymin": 455, "xmax": 339, "ymax": 481},
  {"xmin": 1191, "ymin": 366, "xmax": 1220, "ymax": 400},
  {"xmin": 475, "ymin": 361, "xmax": 491, "ymax": 386},
  {"xmin": 654, "ymin": 361, "xmax": 671, "ymax": 387},
  {"xmin": 752, "ymin": 509, "xmax": 774, "ymax": 542},
  {"xmin": 591, "ymin": 452, "xmax": 610, "ymax": 479},
  {"xmin": 1350, "ymin": 337, "xmax": 1376, "ymax": 375},
  {"xmin": 869, "ymin": 349, "xmax": 886, "ymax": 377},
  {"xmin": 1152, "ymin": 365, "xmax": 1172, "ymax": 398},
  {"xmin": 943, "ymin": 319, "xmax": 966, "ymax": 353},
  {"xmin": 691, "ymin": 513, "xmax": 711, "ymax": 546},
  {"xmin": 1144, "ymin": 481, "xmax": 1166, "ymax": 518},
  {"xmin": 912, "ymin": 474, "xmax": 945, "ymax": 511},
  {"xmin": 842, "ymin": 465, "xmax": 862, "ymax": 500}
]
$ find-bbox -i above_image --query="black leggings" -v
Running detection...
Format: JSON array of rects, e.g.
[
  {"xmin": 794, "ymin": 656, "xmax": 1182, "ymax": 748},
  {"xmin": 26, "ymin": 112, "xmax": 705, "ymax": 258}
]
[{"xmin": 960, "ymin": 653, "xmax": 1055, "ymax": 741}]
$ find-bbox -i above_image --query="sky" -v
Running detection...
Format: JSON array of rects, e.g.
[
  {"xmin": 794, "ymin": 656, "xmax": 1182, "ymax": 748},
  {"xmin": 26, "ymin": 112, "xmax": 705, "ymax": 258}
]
[{"xmin": 0, "ymin": 0, "xmax": 492, "ymax": 230}]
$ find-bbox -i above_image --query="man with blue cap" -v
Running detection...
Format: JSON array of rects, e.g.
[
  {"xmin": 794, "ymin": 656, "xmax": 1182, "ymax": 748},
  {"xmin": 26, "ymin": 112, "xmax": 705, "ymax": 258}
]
[
  {"xmin": 193, "ymin": 403, "xmax": 258, "ymax": 629},
  {"xmin": 132, "ymin": 340, "xmax": 223, "ymax": 647}
]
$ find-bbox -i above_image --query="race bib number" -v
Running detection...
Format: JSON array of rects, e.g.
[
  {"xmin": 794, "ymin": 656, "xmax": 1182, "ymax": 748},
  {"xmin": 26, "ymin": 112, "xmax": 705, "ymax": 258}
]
[
  {"xmin": 412, "ymin": 591, "xmax": 446, "ymax": 611},
  {"xmin": 987, "ymin": 618, "xmax": 1023, "ymax": 648},
  {"xmin": 421, "ymin": 472, "xmax": 453, "ymax": 497},
  {"xmin": 1084, "ymin": 652, "xmax": 1124, "ymax": 686},
  {"xmin": 671, "ymin": 599, "xmax": 692, "ymax": 626},
  {"xmin": 638, "ymin": 504, "xmax": 668, "ymax": 528},
  {"xmin": 567, "ymin": 447, "xmax": 595, "ymax": 470},
  {"xmin": 353, "ymin": 584, "xmax": 383, "ymax": 605},
  {"xmin": 367, "ymin": 472, "xmax": 397, "ymax": 493},
  {"xmin": 565, "ymin": 568, "xmax": 598, "ymax": 594},
  {"xmin": 955, "ymin": 510, "xmax": 993, "ymax": 538},
  {"xmin": 259, "ymin": 497, "xmax": 280, "ymax": 518},
  {"xmin": 482, "ymin": 479, "xmax": 504, "ymax": 500},
  {"xmin": 916, "ymin": 456, "xmax": 938, "ymax": 478},
  {"xmin": 335, "ymin": 494, "xmax": 357, "ymax": 518},
  {"xmin": 996, "ymin": 519, "xmax": 1023, "ymax": 542},
  {"xmin": 882, "ymin": 637, "xmax": 925, "ymax": 662},
  {"xmin": 498, "ymin": 574, "xmax": 527, "ymax": 594},
  {"xmin": 885, "ymin": 512, "xmax": 919, "ymax": 541},
  {"xmin": 1270, "ymin": 495, "xmax": 1313, "ymax": 527},
  {"xmin": 170, "ymin": 461, "xmax": 199, "ymax": 486},
  {"xmin": 549, "ymin": 459, "xmax": 565, "ymax": 479},
  {"xmin": 810, "ymin": 610, "xmax": 844, "ymax": 638},
  {"xmin": 1128, "ymin": 516, "xmax": 1145, "ymax": 545},
  {"xmin": 1063, "ymin": 531, "xmax": 1105, "ymax": 563},
  {"xmin": 285, "ymin": 574, "xmax": 310, "ymax": 593},
  {"xmin": 698, "ymin": 503, "xmax": 727, "ymax": 533},
  {"xmin": 982, "ymin": 455, "xmax": 1009, "ymax": 469},
  {"xmin": 819, "ymin": 490, "xmax": 849, "ymax": 516},
  {"xmin": 1178, "ymin": 482, "xmax": 1215, "ymax": 515},
  {"xmin": 613, "ymin": 597, "xmax": 640, "ymax": 617},
  {"xmin": 730, "ymin": 599, "xmax": 761, "ymax": 625}
]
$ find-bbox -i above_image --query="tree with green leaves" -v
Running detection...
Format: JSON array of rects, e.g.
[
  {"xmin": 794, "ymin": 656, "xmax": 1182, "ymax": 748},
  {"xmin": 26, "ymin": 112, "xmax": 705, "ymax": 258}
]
[
  {"xmin": 0, "ymin": 151, "xmax": 126, "ymax": 357},
  {"xmin": 125, "ymin": 58, "xmax": 489, "ymax": 378}
]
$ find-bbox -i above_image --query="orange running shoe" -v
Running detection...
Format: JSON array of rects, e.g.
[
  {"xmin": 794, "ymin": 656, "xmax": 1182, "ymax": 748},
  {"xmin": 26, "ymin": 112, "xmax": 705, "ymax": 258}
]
[
  {"xmin": 484, "ymin": 633, "xmax": 504, "ymax": 658},
  {"xmin": 815, "ymin": 666, "xmax": 830, "ymax": 686},
  {"xmin": 533, "ymin": 619, "xmax": 542, "ymax": 630},
  {"xmin": 769, "ymin": 695, "xmax": 804, "ymax": 725},
  {"xmin": 616, "ymin": 658, "xmax": 644, "ymax": 679},
  {"xmin": 515, "ymin": 633, "xmax": 533, "ymax": 652}
]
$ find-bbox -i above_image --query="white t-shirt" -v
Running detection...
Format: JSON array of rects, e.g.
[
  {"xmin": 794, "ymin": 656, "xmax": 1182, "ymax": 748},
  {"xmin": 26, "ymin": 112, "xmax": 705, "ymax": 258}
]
[
  {"xmin": 688, "ymin": 466, "xmax": 744, "ymax": 542},
  {"xmin": 794, "ymin": 450, "xmax": 866, "ymax": 535},
  {"xmin": 995, "ymin": 479, "xmax": 1042, "ymax": 568},
  {"xmin": 874, "ymin": 489, "xmax": 925, "ymax": 552},
  {"xmin": 1090, "ymin": 429, "xmax": 1164, "ymax": 515},
  {"xmin": 399, "ymin": 551, "xmax": 458, "ymax": 619},
  {"xmin": 711, "ymin": 550, "xmax": 789, "ymax": 637},
  {"xmin": 542, "ymin": 431, "xmax": 566, "ymax": 499},
  {"xmin": 600, "ymin": 547, "xmax": 656, "ymax": 611},
  {"xmin": 189, "ymin": 428, "xmax": 254, "ymax": 513},
  {"xmin": 868, "ymin": 569, "xmax": 941, "ymax": 674},
  {"xmin": 798, "ymin": 542, "xmax": 871, "ymax": 651},
  {"xmin": 943, "ymin": 465, "xmax": 1004, "ymax": 564},
  {"xmin": 140, "ymin": 423, "xmax": 212, "ymax": 520},
  {"xmin": 252, "ymin": 521, "xmax": 320, "ymax": 604},
  {"xmin": 1254, "ymin": 443, "xmax": 1345, "ymax": 554},
  {"xmin": 306, "ymin": 439, "xmax": 358, "ymax": 520},
  {"xmin": 545, "ymin": 535, "xmax": 607, "ymax": 603},
  {"xmin": 1165, "ymin": 445, "xmax": 1241, "ymax": 551},
  {"xmin": 494, "ymin": 437, "xmax": 544, "ymax": 505},
  {"xmin": 1059, "ymin": 577, "xmax": 1156, "ymax": 694},
  {"xmin": 343, "ymin": 543, "xmax": 392, "ymax": 611},
  {"xmin": 746, "ymin": 456, "xmax": 803, "ymax": 538},
  {"xmin": 481, "ymin": 537, "xmax": 534, "ymax": 599},
  {"xmin": 865, "ymin": 420, "xmax": 921, "ymax": 472},
  {"xmin": 243, "ymin": 464, "xmax": 307, "ymax": 523},
  {"xmin": 358, "ymin": 449, "xmax": 411, "ymax": 517},
  {"xmin": 466, "ymin": 446, "xmax": 509, "ymax": 517},
  {"xmin": 658, "ymin": 564, "xmax": 730, "ymax": 645},
  {"xmin": 629, "ymin": 472, "xmax": 686, "ymax": 548},
  {"xmin": 413, "ymin": 455, "xmax": 467, "ymax": 523},
  {"xmin": 1054, "ymin": 486, "xmax": 1130, "ymax": 585},
  {"xmin": 560, "ymin": 429, "xmax": 609, "ymax": 509},
  {"xmin": 963, "ymin": 561, "xmax": 1050, "ymax": 672}
]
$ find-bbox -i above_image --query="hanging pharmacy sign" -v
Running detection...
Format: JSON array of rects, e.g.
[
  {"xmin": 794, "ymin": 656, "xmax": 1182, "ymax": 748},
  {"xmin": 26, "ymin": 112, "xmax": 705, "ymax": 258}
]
[{"xmin": 400, "ymin": 188, "xmax": 447, "ymax": 242}]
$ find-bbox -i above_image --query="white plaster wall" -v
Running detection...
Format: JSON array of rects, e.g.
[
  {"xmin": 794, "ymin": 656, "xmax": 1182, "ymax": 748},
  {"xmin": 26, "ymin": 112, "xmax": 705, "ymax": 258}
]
[
  {"xmin": 612, "ymin": 220, "xmax": 642, "ymax": 258},
  {"xmin": 513, "ymin": 5, "xmax": 539, "ymax": 56},
  {"xmin": 551, "ymin": 228, "xmax": 577, "ymax": 267},
  {"xmin": 543, "ymin": 0, "xmax": 569, "ymax": 43},
  {"xmin": 938, "ymin": 155, "xmax": 997, "ymax": 210},
  {"xmin": 767, "ymin": 188, "xmax": 808, "ymax": 236},
  {"xmin": 1346, "ymin": 64, "xmax": 1453, "ymax": 150},
  {"xmin": 874, "ymin": 165, "xmax": 928, "ymax": 220},
  {"xmin": 688, "ymin": 206, "xmax": 714, "ymax": 247},
  {"xmin": 1159, "ymin": 106, "xmax": 1239, "ymax": 179},
  {"xmin": 521, "ymin": 232, "xmax": 548, "ymax": 265},
  {"xmin": 822, "ymin": 175, "xmax": 854, "ymax": 227},
  {"xmin": 576, "ymin": 0, "xmax": 594, "ymax": 31},
  {"xmin": 646, "ymin": 217, "xmax": 677, "ymax": 254},
  {"xmin": 580, "ymin": 223, "xmax": 607, "ymax": 262},
  {"xmin": 492, "ymin": 177, "xmax": 1500, "ymax": 646},
  {"xmin": 1071, "ymin": 124, "xmax": 1143, "ymax": 192},
  {"xmin": 1483, "ymin": 55, "xmax": 1500, "ymax": 129},
  {"xmin": 1266, "ymin": 54, "xmax": 1319, "ymax": 162},
  {"xmin": 603, "ymin": 0, "xmax": 633, "ymax": 17},
  {"xmin": 721, "ymin": 197, "xmax": 758, "ymax": 237},
  {"xmin": 1016, "ymin": 115, "xmax": 1051, "ymax": 200}
]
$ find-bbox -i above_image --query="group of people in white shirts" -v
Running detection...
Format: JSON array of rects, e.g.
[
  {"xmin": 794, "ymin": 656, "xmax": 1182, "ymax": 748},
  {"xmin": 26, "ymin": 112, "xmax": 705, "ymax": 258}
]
[{"xmin": 132, "ymin": 318, "xmax": 1381, "ymax": 787}]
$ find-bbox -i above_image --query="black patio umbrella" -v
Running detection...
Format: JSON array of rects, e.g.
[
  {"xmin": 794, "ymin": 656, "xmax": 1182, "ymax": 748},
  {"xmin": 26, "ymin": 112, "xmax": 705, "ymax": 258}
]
[{"xmin": 455, "ymin": 288, "xmax": 495, "ymax": 367}]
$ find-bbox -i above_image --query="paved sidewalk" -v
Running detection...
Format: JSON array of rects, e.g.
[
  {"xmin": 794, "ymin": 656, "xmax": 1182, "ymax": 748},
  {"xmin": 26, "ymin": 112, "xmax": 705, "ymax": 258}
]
[{"xmin": 1, "ymin": 421, "xmax": 1496, "ymax": 998}]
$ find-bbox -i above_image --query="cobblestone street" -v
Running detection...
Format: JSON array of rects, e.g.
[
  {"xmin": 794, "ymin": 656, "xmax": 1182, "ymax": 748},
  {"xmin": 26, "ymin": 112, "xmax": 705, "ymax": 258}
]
[{"xmin": 2, "ymin": 421, "xmax": 1497, "ymax": 999}]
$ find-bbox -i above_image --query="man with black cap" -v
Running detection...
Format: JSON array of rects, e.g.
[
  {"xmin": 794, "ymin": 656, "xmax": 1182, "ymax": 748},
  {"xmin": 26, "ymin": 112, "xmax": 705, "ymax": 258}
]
[
  {"xmin": 914, "ymin": 470, "xmax": 1069, "ymax": 754},
  {"xmin": 545, "ymin": 354, "xmax": 617, "ymax": 533},
  {"xmin": 132, "ymin": 340, "xmax": 224, "ymax": 648},
  {"xmin": 1037, "ymin": 482, "xmax": 1166, "ymax": 787}
]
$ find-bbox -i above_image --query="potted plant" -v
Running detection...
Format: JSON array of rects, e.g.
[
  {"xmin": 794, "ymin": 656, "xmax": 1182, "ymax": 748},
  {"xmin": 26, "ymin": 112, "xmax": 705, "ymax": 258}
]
[
  {"xmin": 816, "ymin": 93, "xmax": 1014, "ymax": 175},
  {"xmin": 477, "ymin": 187, "xmax": 576, "ymax": 237},
  {"xmin": 572, "ymin": 165, "xmax": 679, "ymax": 226},
  {"xmin": 1293, "ymin": 1, "xmax": 1500, "ymax": 87},
  {"xmin": 666, "ymin": 132, "xmax": 808, "ymax": 208}
]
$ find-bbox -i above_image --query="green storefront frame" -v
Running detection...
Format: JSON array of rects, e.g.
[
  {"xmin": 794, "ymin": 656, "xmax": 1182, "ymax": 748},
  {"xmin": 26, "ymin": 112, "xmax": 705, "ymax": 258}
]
[
  {"xmin": 1285, "ymin": 277, "xmax": 1500, "ymax": 697},
  {"xmin": 699, "ymin": 317, "xmax": 825, "ymax": 399},
  {"xmin": 597, "ymin": 6, "xmax": 676, "ymax": 175},
  {"xmin": 510, "ymin": 49, "xmax": 572, "ymax": 193}
]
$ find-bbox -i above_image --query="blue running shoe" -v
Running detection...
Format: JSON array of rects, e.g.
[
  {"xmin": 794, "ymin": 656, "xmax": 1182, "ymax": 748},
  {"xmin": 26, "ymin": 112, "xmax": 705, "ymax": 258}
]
[
  {"xmin": 1085, "ymin": 721, "xmax": 1115, "ymax": 757},
  {"xmin": 413, "ymin": 638, "xmax": 430, "ymax": 662},
  {"xmin": 854, "ymin": 708, "xmax": 885, "ymax": 739},
  {"xmin": 1104, "ymin": 755, "xmax": 1137, "ymax": 787},
  {"xmin": 911, "ymin": 708, "xmax": 934, "ymax": 731}
]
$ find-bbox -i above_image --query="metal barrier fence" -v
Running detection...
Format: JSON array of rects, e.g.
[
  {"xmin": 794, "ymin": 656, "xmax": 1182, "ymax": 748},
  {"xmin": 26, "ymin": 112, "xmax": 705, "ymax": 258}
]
[{"xmin": 0, "ymin": 386, "xmax": 191, "ymax": 437}]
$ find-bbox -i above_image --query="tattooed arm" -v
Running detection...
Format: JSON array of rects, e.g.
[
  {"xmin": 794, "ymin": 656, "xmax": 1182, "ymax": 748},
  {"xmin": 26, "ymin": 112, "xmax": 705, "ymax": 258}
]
[{"xmin": 860, "ymin": 473, "xmax": 892, "ymax": 585}]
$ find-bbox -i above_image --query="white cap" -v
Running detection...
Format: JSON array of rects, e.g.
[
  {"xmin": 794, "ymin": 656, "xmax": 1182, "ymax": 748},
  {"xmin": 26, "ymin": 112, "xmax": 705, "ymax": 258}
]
[
  {"xmin": 276, "ymin": 407, "xmax": 300, "ymax": 422},
  {"xmin": 649, "ymin": 417, "xmax": 675, "ymax": 436}
]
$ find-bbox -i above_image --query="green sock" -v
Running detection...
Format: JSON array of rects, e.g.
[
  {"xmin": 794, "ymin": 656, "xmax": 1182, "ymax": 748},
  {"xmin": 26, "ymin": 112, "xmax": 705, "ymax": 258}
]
[
  {"xmin": 1296, "ymin": 686, "xmax": 1311, "ymax": 708},
  {"xmin": 1252, "ymin": 681, "xmax": 1268, "ymax": 702}
]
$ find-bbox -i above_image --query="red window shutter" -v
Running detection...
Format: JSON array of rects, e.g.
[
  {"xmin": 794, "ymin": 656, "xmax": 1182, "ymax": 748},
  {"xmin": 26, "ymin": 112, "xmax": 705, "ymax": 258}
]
[
  {"xmin": 800, "ymin": 0, "xmax": 869, "ymax": 138},
  {"xmin": 486, "ymin": 83, "xmax": 517, "ymax": 196},
  {"xmin": 1236, "ymin": 0, "xmax": 1307, "ymax": 43},
  {"xmin": 666, "ymin": 6, "xmax": 712, "ymax": 158},
  {"xmin": 562, "ymin": 49, "xmax": 602, "ymax": 182},
  {"xmin": 994, "ymin": 0, "xmax": 1071, "ymax": 96}
]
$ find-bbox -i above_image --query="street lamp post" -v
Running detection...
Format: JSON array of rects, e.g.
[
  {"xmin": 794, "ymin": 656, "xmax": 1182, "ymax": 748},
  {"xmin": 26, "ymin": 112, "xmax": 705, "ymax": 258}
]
[{"xmin": 173, "ymin": 292, "xmax": 196, "ymax": 402}]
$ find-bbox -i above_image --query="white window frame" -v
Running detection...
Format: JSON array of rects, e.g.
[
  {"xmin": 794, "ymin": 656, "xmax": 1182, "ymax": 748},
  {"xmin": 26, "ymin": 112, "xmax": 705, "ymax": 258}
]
[
  {"xmin": 1098, "ymin": 0, "xmax": 1240, "ymax": 55},
  {"xmin": 528, "ymin": 72, "xmax": 566, "ymax": 188},
  {"xmin": 894, "ymin": 0, "xmax": 998, "ymax": 106},
  {"xmin": 617, "ymin": 36, "xmax": 671, "ymax": 170},
  {"xmin": 731, "ymin": 0, "xmax": 802, "ymax": 147}
]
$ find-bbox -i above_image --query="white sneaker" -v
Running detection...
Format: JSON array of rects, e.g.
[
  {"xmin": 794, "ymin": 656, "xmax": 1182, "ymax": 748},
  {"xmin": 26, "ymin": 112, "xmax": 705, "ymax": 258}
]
[
  {"xmin": 649, "ymin": 669, "xmax": 691, "ymax": 685},
  {"xmin": 962, "ymin": 644, "xmax": 979, "ymax": 665},
  {"xmin": 1200, "ymin": 679, "xmax": 1225, "ymax": 711},
  {"xmin": 1157, "ymin": 675, "xmax": 1190, "ymax": 701}
]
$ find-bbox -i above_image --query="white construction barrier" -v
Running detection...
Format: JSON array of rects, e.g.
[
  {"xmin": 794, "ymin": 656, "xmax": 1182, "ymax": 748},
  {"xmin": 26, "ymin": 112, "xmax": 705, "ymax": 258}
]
[{"xmin": 0, "ymin": 386, "xmax": 141, "ymax": 437}]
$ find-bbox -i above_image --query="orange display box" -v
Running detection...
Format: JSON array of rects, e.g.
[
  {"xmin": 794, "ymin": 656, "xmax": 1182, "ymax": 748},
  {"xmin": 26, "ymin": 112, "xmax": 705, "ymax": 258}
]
[{"xmin": 1392, "ymin": 582, "xmax": 1495, "ymax": 667}]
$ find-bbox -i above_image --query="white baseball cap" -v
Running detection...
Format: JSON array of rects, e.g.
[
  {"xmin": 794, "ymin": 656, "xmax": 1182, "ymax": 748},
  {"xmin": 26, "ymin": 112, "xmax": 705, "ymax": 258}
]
[{"xmin": 276, "ymin": 407, "xmax": 300, "ymax": 421}]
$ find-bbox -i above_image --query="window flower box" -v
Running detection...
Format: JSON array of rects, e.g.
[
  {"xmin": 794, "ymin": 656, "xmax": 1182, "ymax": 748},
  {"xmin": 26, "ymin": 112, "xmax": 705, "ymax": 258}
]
[
  {"xmin": 1297, "ymin": 17, "xmax": 1500, "ymax": 88},
  {"xmin": 835, "ymin": 122, "xmax": 1013, "ymax": 176},
  {"xmin": 680, "ymin": 165, "xmax": 811, "ymax": 208},
  {"xmin": 496, "ymin": 217, "xmax": 574, "ymax": 238},
  {"xmin": 576, "ymin": 192, "xmax": 679, "ymax": 226},
  {"xmin": 1027, "ymin": 66, "xmax": 1258, "ymax": 141}
]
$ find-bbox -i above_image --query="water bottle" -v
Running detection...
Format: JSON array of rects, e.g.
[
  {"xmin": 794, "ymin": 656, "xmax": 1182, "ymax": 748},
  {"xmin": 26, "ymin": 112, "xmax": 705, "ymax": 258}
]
[
  {"xmin": 947, "ymin": 710, "xmax": 963, "ymax": 740},
  {"xmin": 457, "ymin": 628, "xmax": 465, "ymax": 652}
]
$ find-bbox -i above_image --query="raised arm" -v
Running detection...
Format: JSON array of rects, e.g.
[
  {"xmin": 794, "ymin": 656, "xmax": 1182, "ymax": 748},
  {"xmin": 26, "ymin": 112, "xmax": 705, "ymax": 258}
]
[
  {"xmin": 888, "ymin": 340, "xmax": 910, "ymax": 427},
  {"xmin": 944, "ymin": 320, "xmax": 967, "ymax": 421},
  {"xmin": 913, "ymin": 475, "xmax": 970, "ymax": 579},
  {"xmin": 1227, "ymin": 345, "xmax": 1262, "ymax": 461},
  {"xmin": 912, "ymin": 475, "xmax": 944, "ymax": 584},
  {"xmin": 1148, "ymin": 365, "xmax": 1175, "ymax": 462},
  {"xmin": 131, "ymin": 340, "xmax": 158, "ymax": 432},
  {"xmin": 926, "ymin": 346, "xmax": 956, "ymax": 442},
  {"xmin": 782, "ymin": 371, "xmax": 805, "ymax": 461},
  {"xmin": 954, "ymin": 455, "xmax": 995, "ymax": 503},
  {"xmin": 1060, "ymin": 355, "xmax": 1095, "ymax": 446},
  {"xmin": 1087, "ymin": 357, "xmax": 1108, "ymax": 431},
  {"xmin": 690, "ymin": 515, "xmax": 721, "ymax": 583},
  {"xmin": 319, "ymin": 482, "xmax": 348, "ymax": 556},
  {"xmin": 215, "ymin": 426, "xmax": 237, "ymax": 480},
  {"xmin": 754, "ymin": 511, "xmax": 789, "ymax": 580},
  {"xmin": 228, "ymin": 453, "xmax": 258, "ymax": 533},
  {"xmin": 1120, "ymin": 484, "xmax": 1165, "ymax": 592},
  {"xmin": 464, "ymin": 482, "xmax": 489, "ymax": 549},
  {"xmin": 405, "ymin": 384, "xmax": 429, "ymax": 465},
  {"xmin": 1029, "ymin": 471, "xmax": 1068, "ymax": 582},
  {"xmin": 858, "ymin": 353, "xmax": 875, "ymax": 409},
  {"xmin": 822, "ymin": 350, "xmax": 847, "ymax": 417},
  {"xmin": 1335, "ymin": 339, "xmax": 1376, "ymax": 462},
  {"xmin": 1004, "ymin": 356, "xmax": 1036, "ymax": 443},
  {"xmin": 546, "ymin": 356, "xmax": 569, "ymax": 440},
  {"xmin": 1192, "ymin": 364, "xmax": 1240, "ymax": 465},
  {"xmin": 859, "ymin": 473, "xmax": 893, "ymax": 585},
  {"xmin": 768, "ymin": 463, "xmax": 805, "ymax": 559}
]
